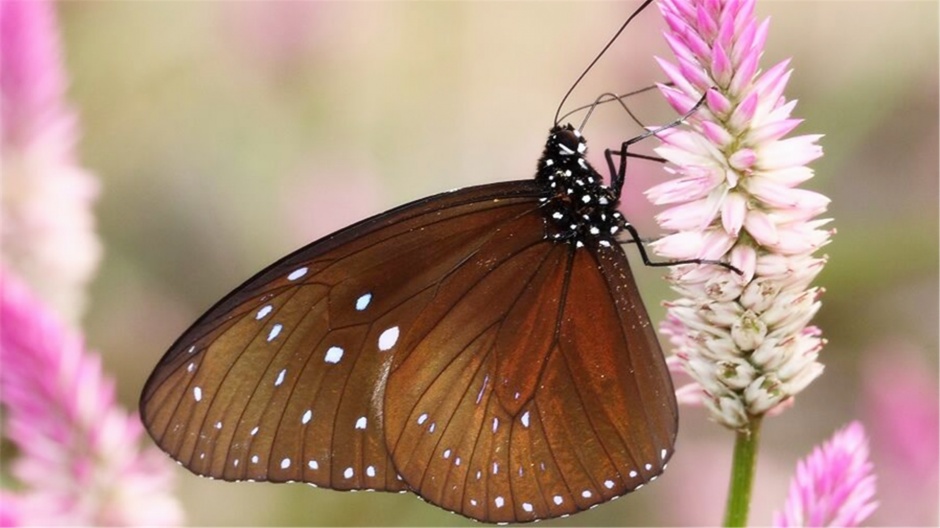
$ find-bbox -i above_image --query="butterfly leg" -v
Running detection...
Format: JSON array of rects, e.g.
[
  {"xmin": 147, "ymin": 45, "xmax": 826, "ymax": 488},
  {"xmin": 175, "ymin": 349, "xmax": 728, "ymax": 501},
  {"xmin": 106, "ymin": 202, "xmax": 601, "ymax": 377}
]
[{"xmin": 605, "ymin": 89, "xmax": 711, "ymax": 200}]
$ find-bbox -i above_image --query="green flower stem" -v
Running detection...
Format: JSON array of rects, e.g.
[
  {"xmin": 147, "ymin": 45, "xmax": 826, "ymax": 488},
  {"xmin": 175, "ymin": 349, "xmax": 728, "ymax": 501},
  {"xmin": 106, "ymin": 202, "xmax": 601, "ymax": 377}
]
[{"xmin": 723, "ymin": 415, "xmax": 763, "ymax": 527}]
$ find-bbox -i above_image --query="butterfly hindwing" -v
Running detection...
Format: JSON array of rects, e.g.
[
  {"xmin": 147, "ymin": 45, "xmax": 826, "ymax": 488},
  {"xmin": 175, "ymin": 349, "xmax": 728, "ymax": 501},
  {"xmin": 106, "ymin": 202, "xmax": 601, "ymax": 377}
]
[
  {"xmin": 139, "ymin": 181, "xmax": 546, "ymax": 492},
  {"xmin": 382, "ymin": 242, "xmax": 677, "ymax": 523}
]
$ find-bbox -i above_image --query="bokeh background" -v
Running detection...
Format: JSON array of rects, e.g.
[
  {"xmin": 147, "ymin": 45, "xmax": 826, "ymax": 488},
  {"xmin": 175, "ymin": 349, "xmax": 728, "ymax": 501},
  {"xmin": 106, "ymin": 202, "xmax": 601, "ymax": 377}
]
[{"xmin": 43, "ymin": 1, "xmax": 940, "ymax": 525}]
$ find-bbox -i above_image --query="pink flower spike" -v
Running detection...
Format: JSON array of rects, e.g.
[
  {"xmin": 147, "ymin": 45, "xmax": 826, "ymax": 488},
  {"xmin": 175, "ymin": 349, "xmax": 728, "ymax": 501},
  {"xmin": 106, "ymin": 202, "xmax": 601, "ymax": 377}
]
[
  {"xmin": 0, "ymin": 270, "xmax": 184, "ymax": 525},
  {"xmin": 773, "ymin": 422, "xmax": 878, "ymax": 527},
  {"xmin": 1, "ymin": 0, "xmax": 102, "ymax": 323},
  {"xmin": 651, "ymin": 0, "xmax": 828, "ymax": 428}
]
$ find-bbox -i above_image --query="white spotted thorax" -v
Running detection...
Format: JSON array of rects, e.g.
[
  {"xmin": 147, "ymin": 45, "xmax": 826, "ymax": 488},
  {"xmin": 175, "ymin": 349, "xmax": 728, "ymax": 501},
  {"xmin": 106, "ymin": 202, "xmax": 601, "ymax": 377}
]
[{"xmin": 536, "ymin": 124, "xmax": 624, "ymax": 249}]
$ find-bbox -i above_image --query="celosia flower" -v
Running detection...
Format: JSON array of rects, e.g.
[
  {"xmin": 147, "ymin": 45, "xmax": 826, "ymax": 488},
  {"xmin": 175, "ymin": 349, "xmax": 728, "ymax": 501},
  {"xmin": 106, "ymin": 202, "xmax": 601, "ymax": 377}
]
[
  {"xmin": 0, "ymin": 270, "xmax": 184, "ymax": 525},
  {"xmin": 773, "ymin": 422, "xmax": 878, "ymax": 527},
  {"xmin": 649, "ymin": 0, "xmax": 830, "ymax": 428},
  {"xmin": 1, "ymin": 0, "xmax": 101, "ymax": 323}
]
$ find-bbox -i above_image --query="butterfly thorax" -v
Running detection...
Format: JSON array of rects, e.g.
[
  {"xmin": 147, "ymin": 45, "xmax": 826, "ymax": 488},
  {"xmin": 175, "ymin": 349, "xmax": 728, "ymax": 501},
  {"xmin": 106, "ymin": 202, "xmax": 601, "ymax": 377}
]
[{"xmin": 536, "ymin": 124, "xmax": 624, "ymax": 249}]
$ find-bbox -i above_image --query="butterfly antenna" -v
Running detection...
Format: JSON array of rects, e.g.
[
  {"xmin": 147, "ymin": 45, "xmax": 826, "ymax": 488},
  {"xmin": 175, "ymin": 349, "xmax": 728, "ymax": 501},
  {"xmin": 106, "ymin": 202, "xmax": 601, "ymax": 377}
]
[
  {"xmin": 553, "ymin": 0, "xmax": 655, "ymax": 126},
  {"xmin": 557, "ymin": 81, "xmax": 676, "ymax": 124},
  {"xmin": 576, "ymin": 91, "xmax": 646, "ymax": 131}
]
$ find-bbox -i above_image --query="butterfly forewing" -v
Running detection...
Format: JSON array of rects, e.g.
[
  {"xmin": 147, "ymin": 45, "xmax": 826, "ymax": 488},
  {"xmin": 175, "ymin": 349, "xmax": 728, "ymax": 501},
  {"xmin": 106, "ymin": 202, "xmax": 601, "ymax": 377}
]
[{"xmin": 140, "ymin": 181, "xmax": 546, "ymax": 492}]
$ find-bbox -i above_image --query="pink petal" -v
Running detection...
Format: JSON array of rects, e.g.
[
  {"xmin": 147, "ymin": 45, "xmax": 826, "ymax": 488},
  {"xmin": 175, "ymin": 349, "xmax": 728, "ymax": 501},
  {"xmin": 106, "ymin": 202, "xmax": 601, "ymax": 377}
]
[
  {"xmin": 650, "ymin": 231, "xmax": 706, "ymax": 260},
  {"xmin": 706, "ymin": 87, "xmax": 733, "ymax": 116},
  {"xmin": 728, "ymin": 90, "xmax": 759, "ymax": 130},
  {"xmin": 729, "ymin": 41, "xmax": 760, "ymax": 96},
  {"xmin": 721, "ymin": 192, "xmax": 747, "ymax": 236},
  {"xmin": 657, "ymin": 197, "xmax": 720, "ymax": 231},
  {"xmin": 701, "ymin": 120, "xmax": 734, "ymax": 148},
  {"xmin": 744, "ymin": 209, "xmax": 779, "ymax": 245},
  {"xmin": 711, "ymin": 41, "xmax": 733, "ymax": 88},
  {"xmin": 728, "ymin": 148, "xmax": 757, "ymax": 171},
  {"xmin": 658, "ymin": 82, "xmax": 699, "ymax": 115},
  {"xmin": 730, "ymin": 244, "xmax": 757, "ymax": 282},
  {"xmin": 655, "ymin": 56, "xmax": 701, "ymax": 100},
  {"xmin": 695, "ymin": 4, "xmax": 718, "ymax": 42},
  {"xmin": 757, "ymin": 134, "xmax": 825, "ymax": 170},
  {"xmin": 747, "ymin": 118, "xmax": 802, "ymax": 145}
]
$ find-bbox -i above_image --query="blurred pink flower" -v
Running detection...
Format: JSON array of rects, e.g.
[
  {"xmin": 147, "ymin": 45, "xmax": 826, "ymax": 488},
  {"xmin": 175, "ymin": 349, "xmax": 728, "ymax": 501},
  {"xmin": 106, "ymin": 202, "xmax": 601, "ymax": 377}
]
[
  {"xmin": 773, "ymin": 422, "xmax": 878, "ymax": 527},
  {"xmin": 862, "ymin": 343, "xmax": 939, "ymax": 525},
  {"xmin": 650, "ymin": 0, "xmax": 830, "ymax": 429},
  {"xmin": 0, "ymin": 270, "xmax": 183, "ymax": 525},
  {"xmin": 1, "ymin": 0, "xmax": 101, "ymax": 323}
]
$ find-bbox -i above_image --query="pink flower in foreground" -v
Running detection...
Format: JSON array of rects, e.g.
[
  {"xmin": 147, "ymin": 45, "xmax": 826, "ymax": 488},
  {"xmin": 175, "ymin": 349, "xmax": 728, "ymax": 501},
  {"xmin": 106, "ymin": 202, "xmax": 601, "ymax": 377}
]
[
  {"xmin": 0, "ymin": 270, "xmax": 183, "ymax": 525},
  {"xmin": 650, "ymin": 0, "xmax": 830, "ymax": 428},
  {"xmin": 1, "ymin": 0, "xmax": 101, "ymax": 323},
  {"xmin": 773, "ymin": 422, "xmax": 878, "ymax": 527}
]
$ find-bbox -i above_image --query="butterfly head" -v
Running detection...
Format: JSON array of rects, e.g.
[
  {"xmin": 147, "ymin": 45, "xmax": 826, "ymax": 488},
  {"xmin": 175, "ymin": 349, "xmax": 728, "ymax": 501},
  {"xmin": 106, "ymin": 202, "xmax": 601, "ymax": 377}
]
[{"xmin": 536, "ymin": 124, "xmax": 624, "ymax": 249}]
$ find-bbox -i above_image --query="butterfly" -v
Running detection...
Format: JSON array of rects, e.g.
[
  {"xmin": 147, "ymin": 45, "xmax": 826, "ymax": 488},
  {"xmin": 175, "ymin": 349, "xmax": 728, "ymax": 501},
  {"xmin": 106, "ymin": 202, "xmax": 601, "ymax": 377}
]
[{"xmin": 140, "ymin": 1, "xmax": 697, "ymax": 524}]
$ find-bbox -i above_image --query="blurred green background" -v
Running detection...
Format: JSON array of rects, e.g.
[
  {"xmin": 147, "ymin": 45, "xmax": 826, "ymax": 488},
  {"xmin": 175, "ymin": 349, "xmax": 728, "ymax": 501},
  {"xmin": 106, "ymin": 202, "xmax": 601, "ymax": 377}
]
[{"xmin": 58, "ymin": 1, "xmax": 936, "ymax": 526}]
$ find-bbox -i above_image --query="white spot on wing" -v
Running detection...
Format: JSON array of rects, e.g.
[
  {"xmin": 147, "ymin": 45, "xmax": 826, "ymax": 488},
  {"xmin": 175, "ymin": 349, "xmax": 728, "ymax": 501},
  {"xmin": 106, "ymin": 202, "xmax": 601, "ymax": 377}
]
[
  {"xmin": 629, "ymin": 470, "xmax": 638, "ymax": 478},
  {"xmin": 553, "ymin": 495, "xmax": 563, "ymax": 505},
  {"xmin": 324, "ymin": 346, "xmax": 344, "ymax": 363},
  {"xmin": 307, "ymin": 460, "xmax": 318, "ymax": 470},
  {"xmin": 417, "ymin": 413, "xmax": 428, "ymax": 425},
  {"xmin": 214, "ymin": 421, "xmax": 222, "ymax": 430},
  {"xmin": 492, "ymin": 417, "xmax": 499, "ymax": 433},
  {"xmin": 280, "ymin": 458, "xmax": 291, "ymax": 469},
  {"xmin": 256, "ymin": 305, "xmax": 273, "ymax": 319},
  {"xmin": 582, "ymin": 490, "xmax": 592, "ymax": 498},
  {"xmin": 193, "ymin": 386, "xmax": 202, "ymax": 402},
  {"xmin": 250, "ymin": 426, "xmax": 259, "ymax": 436},
  {"xmin": 267, "ymin": 324, "xmax": 283, "ymax": 342},
  {"xmin": 251, "ymin": 455, "xmax": 259, "ymax": 464},
  {"xmin": 344, "ymin": 467, "xmax": 354, "ymax": 479},
  {"xmin": 378, "ymin": 326, "xmax": 399, "ymax": 351},
  {"xmin": 366, "ymin": 465, "xmax": 376, "ymax": 477},
  {"xmin": 355, "ymin": 293, "xmax": 372, "ymax": 311},
  {"xmin": 645, "ymin": 463, "xmax": 653, "ymax": 471},
  {"xmin": 187, "ymin": 362, "xmax": 195, "ymax": 373},
  {"xmin": 274, "ymin": 368, "xmax": 287, "ymax": 386},
  {"xmin": 604, "ymin": 479, "xmax": 615, "ymax": 489},
  {"xmin": 494, "ymin": 496, "xmax": 505, "ymax": 508},
  {"xmin": 301, "ymin": 409, "xmax": 313, "ymax": 424},
  {"xmin": 661, "ymin": 448, "xmax": 668, "ymax": 459},
  {"xmin": 476, "ymin": 374, "xmax": 489, "ymax": 404},
  {"xmin": 287, "ymin": 267, "xmax": 308, "ymax": 281},
  {"xmin": 522, "ymin": 502, "xmax": 533, "ymax": 513},
  {"xmin": 355, "ymin": 416, "xmax": 367, "ymax": 430},
  {"xmin": 521, "ymin": 410, "xmax": 530, "ymax": 428}
]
